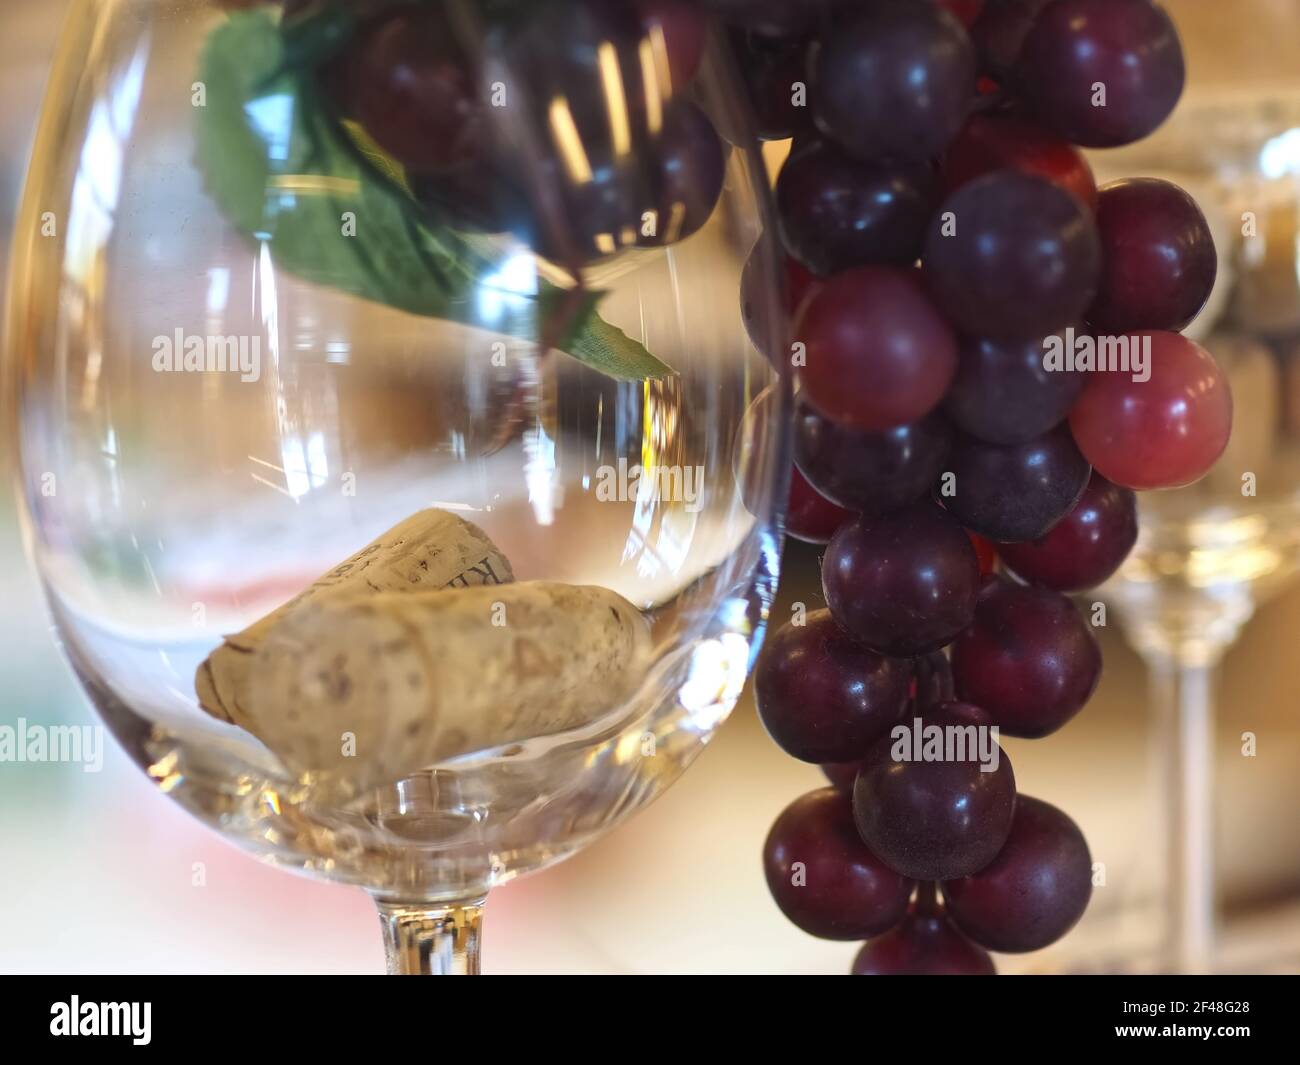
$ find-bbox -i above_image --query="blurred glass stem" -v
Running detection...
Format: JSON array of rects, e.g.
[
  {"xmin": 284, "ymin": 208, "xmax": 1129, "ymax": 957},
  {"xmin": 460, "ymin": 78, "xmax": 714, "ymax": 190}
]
[{"xmin": 1124, "ymin": 589, "xmax": 1253, "ymax": 974}]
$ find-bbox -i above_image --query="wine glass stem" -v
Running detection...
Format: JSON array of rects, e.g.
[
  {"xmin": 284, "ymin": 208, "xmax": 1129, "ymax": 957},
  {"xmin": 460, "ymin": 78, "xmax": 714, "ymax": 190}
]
[
  {"xmin": 1149, "ymin": 653, "xmax": 1219, "ymax": 974},
  {"xmin": 374, "ymin": 898, "xmax": 486, "ymax": 975}
]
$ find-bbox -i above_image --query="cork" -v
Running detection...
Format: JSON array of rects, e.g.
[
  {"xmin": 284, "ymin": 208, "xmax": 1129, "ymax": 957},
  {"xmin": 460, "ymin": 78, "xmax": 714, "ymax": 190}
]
[
  {"xmin": 196, "ymin": 509, "xmax": 514, "ymax": 731},
  {"xmin": 245, "ymin": 583, "xmax": 652, "ymax": 794}
]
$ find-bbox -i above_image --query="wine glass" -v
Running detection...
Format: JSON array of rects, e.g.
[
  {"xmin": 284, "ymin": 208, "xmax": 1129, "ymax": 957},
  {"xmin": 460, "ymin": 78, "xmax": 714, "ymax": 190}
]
[
  {"xmin": 4, "ymin": 0, "xmax": 790, "ymax": 974},
  {"xmin": 1095, "ymin": 84, "xmax": 1300, "ymax": 973}
]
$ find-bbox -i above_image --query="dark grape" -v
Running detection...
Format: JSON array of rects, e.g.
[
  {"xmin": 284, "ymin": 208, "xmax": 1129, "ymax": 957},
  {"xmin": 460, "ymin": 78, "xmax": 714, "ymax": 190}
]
[
  {"xmin": 943, "ymin": 329, "xmax": 1084, "ymax": 446},
  {"xmin": 941, "ymin": 113, "xmax": 1097, "ymax": 209},
  {"xmin": 943, "ymin": 795, "xmax": 1093, "ymax": 952},
  {"xmin": 1087, "ymin": 178, "xmax": 1218, "ymax": 334},
  {"xmin": 638, "ymin": 101, "xmax": 726, "ymax": 246},
  {"xmin": 1016, "ymin": 0, "xmax": 1185, "ymax": 148},
  {"xmin": 787, "ymin": 465, "xmax": 853, "ymax": 544},
  {"xmin": 795, "ymin": 266, "xmax": 958, "ymax": 432},
  {"xmin": 741, "ymin": 249, "xmax": 820, "ymax": 361},
  {"xmin": 777, "ymin": 139, "xmax": 935, "ymax": 274},
  {"xmin": 968, "ymin": 0, "xmax": 1053, "ymax": 77},
  {"xmin": 755, "ymin": 610, "xmax": 911, "ymax": 764},
  {"xmin": 1069, "ymin": 331, "xmax": 1232, "ymax": 490},
  {"xmin": 951, "ymin": 575, "xmax": 1102, "ymax": 738},
  {"xmin": 923, "ymin": 172, "xmax": 1102, "ymax": 341},
  {"xmin": 731, "ymin": 30, "xmax": 814, "ymax": 141},
  {"xmin": 764, "ymin": 789, "xmax": 915, "ymax": 940},
  {"xmin": 344, "ymin": 8, "xmax": 486, "ymax": 175},
  {"xmin": 794, "ymin": 402, "xmax": 953, "ymax": 516},
  {"xmin": 853, "ymin": 705, "xmax": 1017, "ymax": 880},
  {"xmin": 812, "ymin": 0, "xmax": 976, "ymax": 163},
  {"xmin": 942, "ymin": 424, "xmax": 1092, "ymax": 544},
  {"xmin": 997, "ymin": 471, "xmax": 1137, "ymax": 592},
  {"xmin": 852, "ymin": 903, "xmax": 997, "ymax": 975},
  {"xmin": 823, "ymin": 502, "xmax": 980, "ymax": 658}
]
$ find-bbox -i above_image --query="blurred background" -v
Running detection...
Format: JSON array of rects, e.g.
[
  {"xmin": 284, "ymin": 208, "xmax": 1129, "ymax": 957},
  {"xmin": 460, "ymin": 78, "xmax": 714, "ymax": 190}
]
[{"xmin": 2, "ymin": 0, "xmax": 1299, "ymax": 974}]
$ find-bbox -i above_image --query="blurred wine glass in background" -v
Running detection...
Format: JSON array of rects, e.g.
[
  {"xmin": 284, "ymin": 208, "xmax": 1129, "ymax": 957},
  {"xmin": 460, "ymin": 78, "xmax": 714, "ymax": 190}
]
[{"xmin": 1097, "ymin": 0, "xmax": 1300, "ymax": 973}]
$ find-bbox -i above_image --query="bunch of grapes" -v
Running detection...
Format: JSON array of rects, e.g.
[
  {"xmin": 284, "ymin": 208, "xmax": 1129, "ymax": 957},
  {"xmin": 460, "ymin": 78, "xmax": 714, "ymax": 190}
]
[{"xmin": 735, "ymin": 0, "xmax": 1233, "ymax": 974}]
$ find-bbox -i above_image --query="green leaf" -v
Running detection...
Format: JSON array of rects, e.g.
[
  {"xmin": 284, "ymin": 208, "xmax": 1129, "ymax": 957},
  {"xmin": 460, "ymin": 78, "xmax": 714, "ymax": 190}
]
[{"xmin": 195, "ymin": 9, "xmax": 674, "ymax": 381}]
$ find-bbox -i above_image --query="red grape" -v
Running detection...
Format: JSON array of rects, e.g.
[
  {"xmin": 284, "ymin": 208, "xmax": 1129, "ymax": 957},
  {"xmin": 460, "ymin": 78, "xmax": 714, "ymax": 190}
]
[
  {"xmin": 1068, "ymin": 331, "xmax": 1233, "ymax": 490},
  {"xmin": 923, "ymin": 172, "xmax": 1101, "ymax": 341},
  {"xmin": 812, "ymin": 0, "xmax": 976, "ymax": 163},
  {"xmin": 942, "ymin": 796, "xmax": 1093, "ymax": 952},
  {"xmin": 951, "ymin": 575, "xmax": 1101, "ymax": 738},
  {"xmin": 823, "ymin": 502, "xmax": 981, "ymax": 657},
  {"xmin": 1015, "ymin": 0, "xmax": 1185, "ymax": 148},
  {"xmin": 944, "ymin": 329, "xmax": 1085, "ymax": 445},
  {"xmin": 941, "ymin": 113, "xmax": 1097, "ymax": 209},
  {"xmin": 939, "ymin": 0, "xmax": 988, "ymax": 28},
  {"xmin": 997, "ymin": 471, "xmax": 1137, "ymax": 591},
  {"xmin": 794, "ymin": 402, "xmax": 953, "ymax": 516},
  {"xmin": 852, "ymin": 900, "xmax": 997, "ymax": 975},
  {"xmin": 795, "ymin": 266, "xmax": 958, "ymax": 432},
  {"xmin": 777, "ymin": 138, "xmax": 935, "ymax": 274},
  {"xmin": 638, "ymin": 0, "xmax": 708, "ymax": 89},
  {"xmin": 764, "ymin": 788, "xmax": 915, "ymax": 940},
  {"xmin": 944, "ymin": 424, "xmax": 1092, "ymax": 544},
  {"xmin": 853, "ymin": 705, "xmax": 1017, "ymax": 880},
  {"xmin": 755, "ymin": 610, "xmax": 911, "ymax": 764},
  {"xmin": 1088, "ymin": 178, "xmax": 1218, "ymax": 334},
  {"xmin": 786, "ymin": 465, "xmax": 853, "ymax": 544}
]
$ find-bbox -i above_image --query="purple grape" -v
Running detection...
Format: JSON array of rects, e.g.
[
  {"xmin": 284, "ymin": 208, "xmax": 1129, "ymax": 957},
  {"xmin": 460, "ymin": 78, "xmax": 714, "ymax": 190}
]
[
  {"xmin": 821, "ymin": 760, "xmax": 859, "ymax": 793},
  {"xmin": 943, "ymin": 795, "xmax": 1093, "ymax": 952},
  {"xmin": 812, "ymin": 0, "xmax": 976, "ymax": 163},
  {"xmin": 764, "ymin": 788, "xmax": 915, "ymax": 940},
  {"xmin": 777, "ymin": 139, "xmax": 935, "ymax": 274},
  {"xmin": 943, "ymin": 329, "xmax": 1085, "ymax": 445},
  {"xmin": 1088, "ymin": 178, "xmax": 1218, "ymax": 333},
  {"xmin": 853, "ymin": 705, "xmax": 1017, "ymax": 880},
  {"xmin": 1015, "ymin": 0, "xmax": 1185, "ymax": 148},
  {"xmin": 951, "ymin": 575, "xmax": 1102, "ymax": 738},
  {"xmin": 755, "ymin": 610, "xmax": 911, "ymax": 764},
  {"xmin": 923, "ymin": 171, "xmax": 1102, "ymax": 341},
  {"xmin": 794, "ymin": 402, "xmax": 953, "ymax": 516},
  {"xmin": 823, "ymin": 502, "xmax": 981, "ymax": 657},
  {"xmin": 852, "ymin": 901, "xmax": 997, "ymax": 975},
  {"xmin": 942, "ymin": 424, "xmax": 1092, "ymax": 544},
  {"xmin": 639, "ymin": 101, "xmax": 726, "ymax": 246},
  {"xmin": 997, "ymin": 471, "xmax": 1137, "ymax": 592}
]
